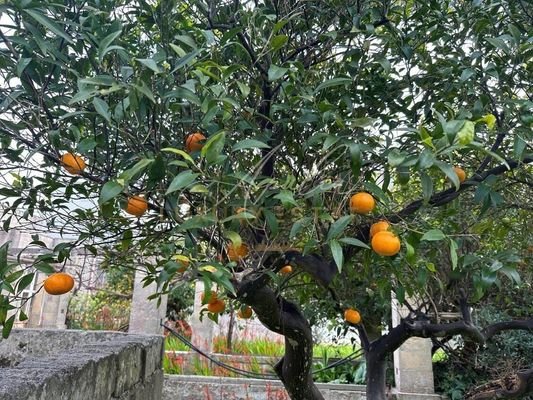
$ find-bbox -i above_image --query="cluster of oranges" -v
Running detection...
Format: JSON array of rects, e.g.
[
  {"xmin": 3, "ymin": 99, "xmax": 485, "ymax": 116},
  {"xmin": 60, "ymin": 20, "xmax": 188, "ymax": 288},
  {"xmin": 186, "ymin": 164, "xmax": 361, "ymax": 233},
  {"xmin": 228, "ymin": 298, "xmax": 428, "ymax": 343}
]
[{"xmin": 349, "ymin": 192, "xmax": 401, "ymax": 257}]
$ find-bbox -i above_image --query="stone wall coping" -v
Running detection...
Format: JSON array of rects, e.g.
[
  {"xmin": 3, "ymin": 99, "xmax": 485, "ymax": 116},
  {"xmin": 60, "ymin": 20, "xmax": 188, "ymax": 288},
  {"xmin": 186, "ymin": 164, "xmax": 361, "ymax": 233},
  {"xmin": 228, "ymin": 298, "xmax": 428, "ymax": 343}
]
[
  {"xmin": 0, "ymin": 329, "xmax": 165, "ymax": 400},
  {"xmin": 164, "ymin": 374, "xmax": 448, "ymax": 399},
  {"xmin": 164, "ymin": 374, "xmax": 367, "ymax": 391}
]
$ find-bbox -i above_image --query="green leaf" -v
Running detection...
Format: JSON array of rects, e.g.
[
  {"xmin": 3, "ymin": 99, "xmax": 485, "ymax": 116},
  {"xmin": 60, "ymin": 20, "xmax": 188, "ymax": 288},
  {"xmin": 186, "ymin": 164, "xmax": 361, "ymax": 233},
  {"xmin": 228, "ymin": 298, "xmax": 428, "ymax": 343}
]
[
  {"xmin": 25, "ymin": 9, "xmax": 73, "ymax": 44},
  {"xmin": 77, "ymin": 138, "xmax": 97, "ymax": 153},
  {"xmin": 349, "ymin": 143, "xmax": 361, "ymax": 178},
  {"xmin": 314, "ymin": 78, "xmax": 352, "ymax": 93},
  {"xmin": 262, "ymin": 209, "xmax": 279, "ymax": 237},
  {"xmin": 232, "ymin": 139, "xmax": 270, "ymax": 151},
  {"xmin": 418, "ymin": 149, "xmax": 435, "ymax": 169},
  {"xmin": 388, "ymin": 149, "xmax": 405, "ymax": 167},
  {"xmin": 456, "ymin": 121, "xmax": 475, "ymax": 145},
  {"xmin": 362, "ymin": 181, "xmax": 388, "ymax": 204},
  {"xmin": 17, "ymin": 273, "xmax": 34, "ymax": 292},
  {"xmin": 99, "ymin": 181, "xmax": 123, "ymax": 205},
  {"xmin": 120, "ymin": 158, "xmax": 154, "ymax": 183},
  {"xmin": 178, "ymin": 214, "xmax": 217, "ymax": 231},
  {"xmin": 271, "ymin": 35, "xmax": 288, "ymax": 50},
  {"xmin": 499, "ymin": 266, "xmax": 521, "ymax": 285},
  {"xmin": 420, "ymin": 172, "xmax": 433, "ymax": 204},
  {"xmin": 274, "ymin": 190, "xmax": 297, "ymax": 207},
  {"xmin": 329, "ymin": 240, "xmax": 343, "ymax": 272},
  {"xmin": 136, "ymin": 58, "xmax": 161, "ymax": 73},
  {"xmin": 449, "ymin": 239, "xmax": 458, "ymax": 270},
  {"xmin": 16, "ymin": 58, "xmax": 32, "ymax": 77},
  {"xmin": 338, "ymin": 237, "xmax": 370, "ymax": 249},
  {"xmin": 166, "ymin": 170, "xmax": 199, "ymax": 195},
  {"xmin": 133, "ymin": 81, "xmax": 156, "ymax": 103},
  {"xmin": 224, "ymin": 230, "xmax": 242, "ymax": 248},
  {"xmin": 290, "ymin": 217, "xmax": 312, "ymax": 239},
  {"xmin": 161, "ymin": 147, "xmax": 195, "ymax": 164},
  {"xmin": 421, "ymin": 229, "xmax": 446, "ymax": 241},
  {"xmin": 268, "ymin": 64, "xmax": 288, "ymax": 81},
  {"xmin": 513, "ymin": 136, "xmax": 526, "ymax": 159},
  {"xmin": 201, "ymin": 131, "xmax": 226, "ymax": 164},
  {"xmin": 419, "ymin": 126, "xmax": 435, "ymax": 149},
  {"xmin": 435, "ymin": 161, "xmax": 460, "ymax": 190},
  {"xmin": 460, "ymin": 68, "xmax": 475, "ymax": 81},
  {"xmin": 93, "ymin": 97, "xmax": 111, "ymax": 122},
  {"xmin": 98, "ymin": 29, "xmax": 123, "ymax": 62},
  {"xmin": 33, "ymin": 262, "xmax": 56, "ymax": 274},
  {"xmin": 0, "ymin": 242, "xmax": 9, "ymax": 276},
  {"xmin": 2, "ymin": 314, "xmax": 15, "ymax": 339},
  {"xmin": 327, "ymin": 215, "xmax": 353, "ymax": 240}
]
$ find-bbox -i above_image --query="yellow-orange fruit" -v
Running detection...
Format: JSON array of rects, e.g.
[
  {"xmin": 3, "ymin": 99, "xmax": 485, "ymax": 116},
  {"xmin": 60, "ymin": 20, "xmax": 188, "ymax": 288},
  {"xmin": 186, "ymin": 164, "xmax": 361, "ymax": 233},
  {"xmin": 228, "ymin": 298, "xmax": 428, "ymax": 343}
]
[
  {"xmin": 201, "ymin": 292, "xmax": 218, "ymax": 305},
  {"xmin": 279, "ymin": 265, "xmax": 293, "ymax": 275},
  {"xmin": 344, "ymin": 308, "xmax": 361, "ymax": 324},
  {"xmin": 226, "ymin": 243, "xmax": 249, "ymax": 261},
  {"xmin": 174, "ymin": 255, "xmax": 190, "ymax": 273},
  {"xmin": 454, "ymin": 167, "xmax": 466, "ymax": 183},
  {"xmin": 370, "ymin": 220, "xmax": 390, "ymax": 238},
  {"xmin": 207, "ymin": 299, "xmax": 225, "ymax": 314},
  {"xmin": 371, "ymin": 231, "xmax": 401, "ymax": 256},
  {"xmin": 349, "ymin": 192, "xmax": 375, "ymax": 214},
  {"xmin": 43, "ymin": 272, "xmax": 75, "ymax": 295},
  {"xmin": 185, "ymin": 132, "xmax": 206, "ymax": 153},
  {"xmin": 237, "ymin": 306, "xmax": 253, "ymax": 319},
  {"xmin": 61, "ymin": 153, "xmax": 86, "ymax": 175},
  {"xmin": 125, "ymin": 195, "xmax": 148, "ymax": 217}
]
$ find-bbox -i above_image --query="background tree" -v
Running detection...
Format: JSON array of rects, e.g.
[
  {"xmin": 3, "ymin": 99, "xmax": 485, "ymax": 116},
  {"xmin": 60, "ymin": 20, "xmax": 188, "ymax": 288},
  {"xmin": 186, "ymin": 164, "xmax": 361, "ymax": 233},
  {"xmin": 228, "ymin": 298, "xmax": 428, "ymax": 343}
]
[{"xmin": 0, "ymin": 1, "xmax": 531, "ymax": 399}]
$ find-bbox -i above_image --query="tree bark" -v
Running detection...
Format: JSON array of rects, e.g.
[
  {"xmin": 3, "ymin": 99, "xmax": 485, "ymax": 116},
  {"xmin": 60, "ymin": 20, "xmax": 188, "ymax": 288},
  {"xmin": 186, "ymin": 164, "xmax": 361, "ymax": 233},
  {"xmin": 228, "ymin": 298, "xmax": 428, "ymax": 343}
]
[
  {"xmin": 366, "ymin": 353, "xmax": 388, "ymax": 400},
  {"xmin": 235, "ymin": 272, "xmax": 324, "ymax": 400}
]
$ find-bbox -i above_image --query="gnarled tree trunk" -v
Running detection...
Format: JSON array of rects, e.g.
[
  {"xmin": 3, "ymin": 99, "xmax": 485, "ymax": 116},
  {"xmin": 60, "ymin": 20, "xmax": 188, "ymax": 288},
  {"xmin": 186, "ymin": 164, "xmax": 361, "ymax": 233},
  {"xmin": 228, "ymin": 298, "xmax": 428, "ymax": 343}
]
[{"xmin": 236, "ymin": 272, "xmax": 324, "ymax": 400}]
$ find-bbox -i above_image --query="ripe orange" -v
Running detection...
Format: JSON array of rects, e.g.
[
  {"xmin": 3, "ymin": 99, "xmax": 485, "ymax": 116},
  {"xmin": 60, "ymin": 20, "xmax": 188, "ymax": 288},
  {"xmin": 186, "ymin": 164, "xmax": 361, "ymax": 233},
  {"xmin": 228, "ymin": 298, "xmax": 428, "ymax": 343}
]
[
  {"xmin": 453, "ymin": 167, "xmax": 466, "ymax": 183},
  {"xmin": 185, "ymin": 132, "xmax": 206, "ymax": 153},
  {"xmin": 43, "ymin": 272, "xmax": 75, "ymax": 295},
  {"xmin": 201, "ymin": 292, "xmax": 218, "ymax": 305},
  {"xmin": 237, "ymin": 306, "xmax": 253, "ymax": 319},
  {"xmin": 125, "ymin": 195, "xmax": 148, "ymax": 217},
  {"xmin": 207, "ymin": 299, "xmax": 225, "ymax": 314},
  {"xmin": 349, "ymin": 192, "xmax": 375, "ymax": 214},
  {"xmin": 226, "ymin": 243, "xmax": 249, "ymax": 261},
  {"xmin": 279, "ymin": 265, "xmax": 293, "ymax": 275},
  {"xmin": 344, "ymin": 308, "xmax": 361, "ymax": 324},
  {"xmin": 61, "ymin": 153, "xmax": 86, "ymax": 175},
  {"xmin": 371, "ymin": 231, "xmax": 401, "ymax": 256},
  {"xmin": 370, "ymin": 220, "xmax": 390, "ymax": 238}
]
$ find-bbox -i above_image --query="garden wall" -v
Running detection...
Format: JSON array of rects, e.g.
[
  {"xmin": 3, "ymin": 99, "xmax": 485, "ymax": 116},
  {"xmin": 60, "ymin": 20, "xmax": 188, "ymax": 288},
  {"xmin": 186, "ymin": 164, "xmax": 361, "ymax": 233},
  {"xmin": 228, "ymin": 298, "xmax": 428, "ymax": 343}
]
[
  {"xmin": 0, "ymin": 328, "xmax": 164, "ymax": 400},
  {"xmin": 163, "ymin": 375, "xmax": 448, "ymax": 400}
]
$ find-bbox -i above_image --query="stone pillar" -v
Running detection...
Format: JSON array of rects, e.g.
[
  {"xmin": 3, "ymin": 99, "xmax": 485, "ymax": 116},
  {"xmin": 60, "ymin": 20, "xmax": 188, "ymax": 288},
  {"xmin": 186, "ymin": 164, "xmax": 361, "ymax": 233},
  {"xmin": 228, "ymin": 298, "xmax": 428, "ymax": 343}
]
[
  {"xmin": 392, "ymin": 296, "xmax": 435, "ymax": 394},
  {"xmin": 129, "ymin": 269, "xmax": 167, "ymax": 335},
  {"xmin": 190, "ymin": 281, "xmax": 214, "ymax": 352}
]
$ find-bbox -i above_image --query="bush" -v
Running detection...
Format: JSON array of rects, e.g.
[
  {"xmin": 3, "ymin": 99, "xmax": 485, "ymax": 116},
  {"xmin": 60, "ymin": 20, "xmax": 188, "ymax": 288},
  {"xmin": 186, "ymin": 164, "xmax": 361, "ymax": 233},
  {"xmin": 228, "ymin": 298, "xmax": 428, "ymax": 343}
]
[{"xmin": 434, "ymin": 306, "xmax": 533, "ymax": 399}]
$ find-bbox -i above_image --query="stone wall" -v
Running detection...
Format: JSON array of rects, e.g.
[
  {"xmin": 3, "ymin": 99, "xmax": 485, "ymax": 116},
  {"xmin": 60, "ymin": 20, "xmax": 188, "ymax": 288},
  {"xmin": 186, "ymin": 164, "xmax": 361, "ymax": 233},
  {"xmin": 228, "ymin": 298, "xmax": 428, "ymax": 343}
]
[
  {"xmin": 163, "ymin": 375, "xmax": 447, "ymax": 400},
  {"xmin": 0, "ymin": 329, "xmax": 164, "ymax": 400}
]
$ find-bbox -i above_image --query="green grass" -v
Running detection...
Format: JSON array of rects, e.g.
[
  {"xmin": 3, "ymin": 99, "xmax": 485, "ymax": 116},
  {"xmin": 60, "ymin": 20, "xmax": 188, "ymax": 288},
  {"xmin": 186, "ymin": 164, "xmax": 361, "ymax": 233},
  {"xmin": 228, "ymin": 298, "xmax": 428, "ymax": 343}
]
[
  {"xmin": 164, "ymin": 335, "xmax": 190, "ymax": 352},
  {"xmin": 165, "ymin": 335, "xmax": 358, "ymax": 359}
]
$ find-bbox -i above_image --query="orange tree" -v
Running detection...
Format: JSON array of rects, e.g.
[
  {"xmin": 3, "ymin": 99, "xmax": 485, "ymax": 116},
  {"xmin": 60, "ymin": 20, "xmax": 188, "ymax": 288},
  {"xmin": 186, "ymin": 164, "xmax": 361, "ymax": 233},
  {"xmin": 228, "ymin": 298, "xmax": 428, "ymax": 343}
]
[{"xmin": 0, "ymin": 1, "xmax": 532, "ymax": 399}]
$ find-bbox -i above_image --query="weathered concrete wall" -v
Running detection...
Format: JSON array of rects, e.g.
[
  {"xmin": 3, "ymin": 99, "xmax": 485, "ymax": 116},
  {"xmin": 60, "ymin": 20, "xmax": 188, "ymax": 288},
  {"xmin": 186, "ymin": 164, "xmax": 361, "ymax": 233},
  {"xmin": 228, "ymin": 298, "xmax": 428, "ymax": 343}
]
[
  {"xmin": 0, "ymin": 329, "xmax": 164, "ymax": 400},
  {"xmin": 163, "ymin": 375, "xmax": 447, "ymax": 400}
]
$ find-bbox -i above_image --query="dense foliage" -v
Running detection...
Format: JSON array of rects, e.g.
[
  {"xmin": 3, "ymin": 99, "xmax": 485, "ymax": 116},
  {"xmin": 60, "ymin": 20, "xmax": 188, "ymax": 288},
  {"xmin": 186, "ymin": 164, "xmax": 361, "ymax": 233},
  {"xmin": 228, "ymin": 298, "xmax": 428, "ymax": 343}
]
[{"xmin": 0, "ymin": 0, "xmax": 531, "ymax": 398}]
